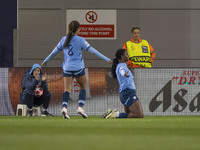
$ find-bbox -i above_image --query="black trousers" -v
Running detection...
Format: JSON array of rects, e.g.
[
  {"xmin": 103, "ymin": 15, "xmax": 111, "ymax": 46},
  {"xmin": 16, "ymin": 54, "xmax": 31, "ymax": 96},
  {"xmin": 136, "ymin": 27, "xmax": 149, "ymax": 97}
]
[{"xmin": 21, "ymin": 92, "xmax": 51, "ymax": 109}]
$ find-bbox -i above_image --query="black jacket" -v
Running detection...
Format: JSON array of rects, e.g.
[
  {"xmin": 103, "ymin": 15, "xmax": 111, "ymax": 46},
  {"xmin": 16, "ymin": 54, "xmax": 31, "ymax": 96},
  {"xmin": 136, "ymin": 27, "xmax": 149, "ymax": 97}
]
[{"xmin": 20, "ymin": 70, "xmax": 49, "ymax": 103}]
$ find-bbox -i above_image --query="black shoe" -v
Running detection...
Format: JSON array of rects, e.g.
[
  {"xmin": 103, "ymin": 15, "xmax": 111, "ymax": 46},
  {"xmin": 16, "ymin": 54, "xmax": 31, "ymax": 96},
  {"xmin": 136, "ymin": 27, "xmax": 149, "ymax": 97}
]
[
  {"xmin": 27, "ymin": 109, "xmax": 33, "ymax": 116},
  {"xmin": 41, "ymin": 110, "xmax": 53, "ymax": 116}
]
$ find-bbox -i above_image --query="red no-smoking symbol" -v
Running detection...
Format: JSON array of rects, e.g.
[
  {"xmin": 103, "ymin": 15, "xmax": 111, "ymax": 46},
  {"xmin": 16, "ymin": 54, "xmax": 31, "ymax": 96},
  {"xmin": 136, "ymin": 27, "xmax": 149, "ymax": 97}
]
[{"xmin": 85, "ymin": 11, "xmax": 97, "ymax": 23}]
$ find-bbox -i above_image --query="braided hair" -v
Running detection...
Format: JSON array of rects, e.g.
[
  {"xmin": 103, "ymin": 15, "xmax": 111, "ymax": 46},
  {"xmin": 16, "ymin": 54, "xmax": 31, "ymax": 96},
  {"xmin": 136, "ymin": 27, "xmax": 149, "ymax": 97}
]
[
  {"xmin": 111, "ymin": 49, "xmax": 126, "ymax": 79},
  {"xmin": 64, "ymin": 20, "xmax": 80, "ymax": 47}
]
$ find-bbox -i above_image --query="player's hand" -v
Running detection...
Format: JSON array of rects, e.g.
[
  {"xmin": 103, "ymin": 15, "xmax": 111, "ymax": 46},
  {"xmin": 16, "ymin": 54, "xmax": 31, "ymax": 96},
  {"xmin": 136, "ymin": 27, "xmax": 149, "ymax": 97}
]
[
  {"xmin": 108, "ymin": 59, "xmax": 113, "ymax": 64},
  {"xmin": 42, "ymin": 73, "xmax": 47, "ymax": 81},
  {"xmin": 125, "ymin": 71, "xmax": 130, "ymax": 77}
]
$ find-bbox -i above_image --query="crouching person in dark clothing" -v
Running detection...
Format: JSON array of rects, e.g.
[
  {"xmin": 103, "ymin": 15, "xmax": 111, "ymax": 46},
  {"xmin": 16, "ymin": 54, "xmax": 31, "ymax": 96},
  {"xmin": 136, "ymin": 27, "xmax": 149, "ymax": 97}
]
[{"xmin": 20, "ymin": 63, "xmax": 53, "ymax": 116}]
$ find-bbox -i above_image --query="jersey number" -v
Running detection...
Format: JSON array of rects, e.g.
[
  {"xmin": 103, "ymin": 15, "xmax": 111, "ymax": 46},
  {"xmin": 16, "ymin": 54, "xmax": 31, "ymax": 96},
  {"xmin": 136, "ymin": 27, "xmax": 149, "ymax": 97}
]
[{"xmin": 68, "ymin": 44, "xmax": 74, "ymax": 56}]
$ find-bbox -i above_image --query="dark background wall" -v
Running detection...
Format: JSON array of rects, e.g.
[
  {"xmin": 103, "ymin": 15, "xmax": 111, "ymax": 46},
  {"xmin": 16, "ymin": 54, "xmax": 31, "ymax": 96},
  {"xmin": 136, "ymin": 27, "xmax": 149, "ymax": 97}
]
[{"xmin": 0, "ymin": 0, "xmax": 17, "ymax": 67}]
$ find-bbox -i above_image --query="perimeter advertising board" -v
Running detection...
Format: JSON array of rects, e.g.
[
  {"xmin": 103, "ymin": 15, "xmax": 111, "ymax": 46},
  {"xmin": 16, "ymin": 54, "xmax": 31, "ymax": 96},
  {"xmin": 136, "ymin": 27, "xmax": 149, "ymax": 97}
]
[
  {"xmin": 135, "ymin": 68, "xmax": 200, "ymax": 116},
  {"xmin": 1, "ymin": 68, "xmax": 200, "ymax": 116}
]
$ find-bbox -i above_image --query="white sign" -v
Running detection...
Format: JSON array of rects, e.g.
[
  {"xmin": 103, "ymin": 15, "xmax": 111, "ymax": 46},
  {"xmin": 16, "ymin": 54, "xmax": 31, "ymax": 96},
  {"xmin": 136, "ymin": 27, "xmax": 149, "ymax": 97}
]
[{"xmin": 66, "ymin": 9, "xmax": 116, "ymax": 39}]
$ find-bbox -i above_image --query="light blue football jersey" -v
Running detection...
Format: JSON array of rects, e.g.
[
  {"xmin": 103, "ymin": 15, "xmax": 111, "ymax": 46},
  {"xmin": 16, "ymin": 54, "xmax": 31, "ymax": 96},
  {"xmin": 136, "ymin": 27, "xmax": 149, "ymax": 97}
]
[
  {"xmin": 116, "ymin": 63, "xmax": 136, "ymax": 92},
  {"xmin": 58, "ymin": 35, "xmax": 89, "ymax": 71},
  {"xmin": 43, "ymin": 35, "xmax": 110, "ymax": 71}
]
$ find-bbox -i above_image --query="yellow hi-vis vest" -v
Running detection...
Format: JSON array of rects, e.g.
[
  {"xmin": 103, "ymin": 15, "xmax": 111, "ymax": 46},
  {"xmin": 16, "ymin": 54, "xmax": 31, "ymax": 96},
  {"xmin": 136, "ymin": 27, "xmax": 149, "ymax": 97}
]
[{"xmin": 126, "ymin": 40, "xmax": 152, "ymax": 68}]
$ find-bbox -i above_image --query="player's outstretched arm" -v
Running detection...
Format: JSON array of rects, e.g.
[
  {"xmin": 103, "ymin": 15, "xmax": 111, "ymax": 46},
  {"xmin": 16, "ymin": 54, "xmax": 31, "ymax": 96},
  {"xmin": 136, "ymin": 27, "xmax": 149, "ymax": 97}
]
[
  {"xmin": 86, "ymin": 46, "xmax": 111, "ymax": 63},
  {"xmin": 41, "ymin": 46, "xmax": 61, "ymax": 67}
]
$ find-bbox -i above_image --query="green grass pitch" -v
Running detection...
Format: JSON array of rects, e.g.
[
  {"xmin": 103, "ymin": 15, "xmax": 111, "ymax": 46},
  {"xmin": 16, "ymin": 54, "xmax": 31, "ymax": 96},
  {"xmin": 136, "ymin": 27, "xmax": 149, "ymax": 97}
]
[{"xmin": 0, "ymin": 116, "xmax": 200, "ymax": 150}]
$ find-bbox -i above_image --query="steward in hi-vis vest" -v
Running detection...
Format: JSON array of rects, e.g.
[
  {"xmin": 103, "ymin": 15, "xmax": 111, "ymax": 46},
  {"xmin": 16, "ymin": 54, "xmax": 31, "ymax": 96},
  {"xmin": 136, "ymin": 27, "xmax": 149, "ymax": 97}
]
[
  {"xmin": 126, "ymin": 39, "xmax": 151, "ymax": 68},
  {"xmin": 123, "ymin": 27, "xmax": 156, "ymax": 68}
]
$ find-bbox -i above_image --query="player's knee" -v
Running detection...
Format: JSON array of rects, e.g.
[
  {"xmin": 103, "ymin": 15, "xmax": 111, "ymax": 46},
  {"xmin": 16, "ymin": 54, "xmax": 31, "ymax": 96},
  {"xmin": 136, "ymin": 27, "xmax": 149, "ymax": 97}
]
[
  {"xmin": 136, "ymin": 113, "xmax": 144, "ymax": 118},
  {"xmin": 128, "ymin": 113, "xmax": 135, "ymax": 118}
]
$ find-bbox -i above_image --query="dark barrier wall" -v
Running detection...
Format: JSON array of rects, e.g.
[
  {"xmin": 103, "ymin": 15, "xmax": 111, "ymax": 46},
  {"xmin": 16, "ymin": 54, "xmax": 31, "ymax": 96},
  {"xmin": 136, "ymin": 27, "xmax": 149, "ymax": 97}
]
[{"xmin": 0, "ymin": 0, "xmax": 17, "ymax": 67}]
